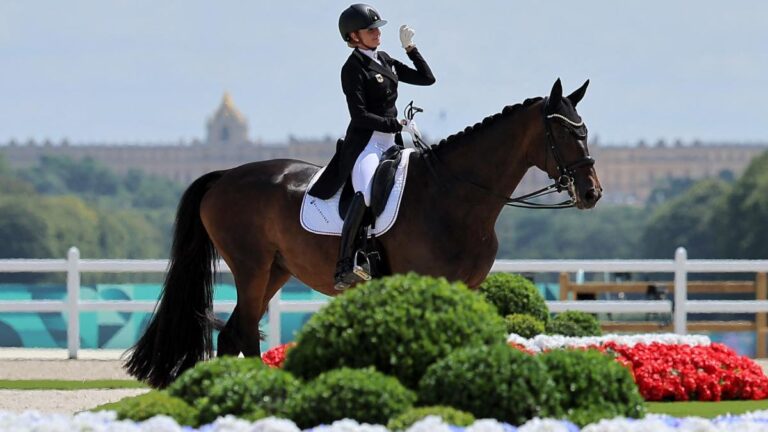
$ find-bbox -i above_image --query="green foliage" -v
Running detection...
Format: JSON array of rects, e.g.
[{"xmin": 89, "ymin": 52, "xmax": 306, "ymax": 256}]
[
  {"xmin": 0, "ymin": 200, "xmax": 54, "ymax": 259},
  {"xmin": 168, "ymin": 356, "xmax": 299, "ymax": 424},
  {"xmin": 546, "ymin": 310, "xmax": 602, "ymax": 337},
  {"xmin": 641, "ymin": 179, "xmax": 730, "ymax": 259},
  {"xmin": 478, "ymin": 273, "xmax": 549, "ymax": 323},
  {"xmin": 387, "ymin": 406, "xmax": 475, "ymax": 431},
  {"xmin": 284, "ymin": 273, "xmax": 507, "ymax": 389},
  {"xmin": 92, "ymin": 390, "xmax": 198, "ymax": 426},
  {"xmin": 711, "ymin": 151, "xmax": 768, "ymax": 259},
  {"xmin": 505, "ymin": 313, "xmax": 545, "ymax": 338},
  {"xmin": 193, "ymin": 364, "xmax": 300, "ymax": 424},
  {"xmin": 19, "ymin": 156, "xmax": 121, "ymax": 196},
  {"xmin": 167, "ymin": 357, "xmax": 266, "ymax": 404},
  {"xmin": 284, "ymin": 367, "xmax": 416, "ymax": 429},
  {"xmin": 540, "ymin": 349, "xmax": 645, "ymax": 426},
  {"xmin": 495, "ymin": 205, "xmax": 648, "ymax": 259},
  {"xmin": 418, "ymin": 344, "xmax": 562, "ymax": 425}
]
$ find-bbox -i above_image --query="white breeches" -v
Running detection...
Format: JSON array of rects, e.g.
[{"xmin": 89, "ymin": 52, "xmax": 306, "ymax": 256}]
[{"xmin": 352, "ymin": 131, "xmax": 396, "ymax": 206}]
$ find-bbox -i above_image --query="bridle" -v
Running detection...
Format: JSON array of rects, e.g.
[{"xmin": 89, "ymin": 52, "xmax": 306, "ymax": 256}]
[{"xmin": 405, "ymin": 100, "xmax": 595, "ymax": 209}]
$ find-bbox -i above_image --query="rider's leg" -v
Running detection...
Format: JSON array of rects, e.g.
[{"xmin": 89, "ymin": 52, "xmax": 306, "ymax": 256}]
[{"xmin": 333, "ymin": 143, "xmax": 383, "ymax": 290}]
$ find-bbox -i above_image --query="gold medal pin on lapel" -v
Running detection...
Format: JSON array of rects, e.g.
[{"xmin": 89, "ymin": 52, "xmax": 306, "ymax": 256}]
[{"xmin": 375, "ymin": 73, "xmax": 384, "ymax": 83}]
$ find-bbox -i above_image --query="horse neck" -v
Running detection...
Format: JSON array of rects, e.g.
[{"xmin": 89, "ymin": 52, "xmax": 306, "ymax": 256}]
[{"xmin": 431, "ymin": 106, "xmax": 539, "ymax": 218}]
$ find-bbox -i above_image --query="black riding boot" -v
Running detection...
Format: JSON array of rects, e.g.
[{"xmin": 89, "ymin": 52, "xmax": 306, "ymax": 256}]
[{"xmin": 334, "ymin": 192, "xmax": 371, "ymax": 290}]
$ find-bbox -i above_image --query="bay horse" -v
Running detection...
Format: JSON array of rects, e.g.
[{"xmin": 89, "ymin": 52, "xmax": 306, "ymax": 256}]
[{"xmin": 125, "ymin": 79, "xmax": 602, "ymax": 387}]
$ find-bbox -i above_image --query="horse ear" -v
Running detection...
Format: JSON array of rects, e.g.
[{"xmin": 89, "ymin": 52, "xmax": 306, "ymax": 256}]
[
  {"xmin": 545, "ymin": 78, "xmax": 563, "ymax": 115},
  {"xmin": 567, "ymin": 79, "xmax": 590, "ymax": 107}
]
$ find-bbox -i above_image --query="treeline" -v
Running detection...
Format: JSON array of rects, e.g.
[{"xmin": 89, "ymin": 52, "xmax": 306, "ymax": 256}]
[
  {"xmin": 495, "ymin": 150, "xmax": 768, "ymax": 260},
  {"xmin": 1, "ymin": 149, "xmax": 767, "ymax": 263},
  {"xmin": 0, "ymin": 154, "xmax": 183, "ymax": 260}
]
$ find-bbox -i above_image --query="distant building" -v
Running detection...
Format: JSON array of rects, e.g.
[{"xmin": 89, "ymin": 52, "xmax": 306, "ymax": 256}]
[
  {"xmin": 1, "ymin": 94, "xmax": 767, "ymax": 204},
  {"xmin": 0, "ymin": 94, "xmax": 336, "ymax": 184}
]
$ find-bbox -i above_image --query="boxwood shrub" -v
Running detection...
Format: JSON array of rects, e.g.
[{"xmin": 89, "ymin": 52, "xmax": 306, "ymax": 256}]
[
  {"xmin": 505, "ymin": 313, "xmax": 545, "ymax": 338},
  {"xmin": 478, "ymin": 273, "xmax": 549, "ymax": 322},
  {"xmin": 284, "ymin": 367, "xmax": 416, "ymax": 429},
  {"xmin": 546, "ymin": 310, "xmax": 603, "ymax": 337},
  {"xmin": 283, "ymin": 273, "xmax": 507, "ymax": 389},
  {"xmin": 167, "ymin": 356, "xmax": 265, "ymax": 403},
  {"xmin": 387, "ymin": 406, "xmax": 475, "ymax": 431},
  {"xmin": 418, "ymin": 344, "xmax": 562, "ymax": 425},
  {"xmin": 539, "ymin": 349, "xmax": 645, "ymax": 426},
  {"xmin": 192, "ymin": 364, "xmax": 300, "ymax": 424},
  {"xmin": 92, "ymin": 391, "xmax": 198, "ymax": 426}
]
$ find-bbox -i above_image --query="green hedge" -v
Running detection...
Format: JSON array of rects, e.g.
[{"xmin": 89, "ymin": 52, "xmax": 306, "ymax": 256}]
[
  {"xmin": 505, "ymin": 313, "xmax": 545, "ymax": 338},
  {"xmin": 167, "ymin": 356, "xmax": 265, "ymax": 403},
  {"xmin": 284, "ymin": 367, "xmax": 416, "ymax": 429},
  {"xmin": 540, "ymin": 349, "xmax": 645, "ymax": 426},
  {"xmin": 478, "ymin": 273, "xmax": 549, "ymax": 322},
  {"xmin": 418, "ymin": 344, "xmax": 562, "ymax": 425},
  {"xmin": 92, "ymin": 391, "xmax": 198, "ymax": 426},
  {"xmin": 387, "ymin": 406, "xmax": 475, "ymax": 431},
  {"xmin": 284, "ymin": 273, "xmax": 507, "ymax": 389},
  {"xmin": 546, "ymin": 310, "xmax": 603, "ymax": 337}
]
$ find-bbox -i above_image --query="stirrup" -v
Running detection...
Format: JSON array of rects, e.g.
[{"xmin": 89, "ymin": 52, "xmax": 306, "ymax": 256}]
[
  {"xmin": 352, "ymin": 250, "xmax": 372, "ymax": 281},
  {"xmin": 333, "ymin": 252, "xmax": 371, "ymax": 291}
]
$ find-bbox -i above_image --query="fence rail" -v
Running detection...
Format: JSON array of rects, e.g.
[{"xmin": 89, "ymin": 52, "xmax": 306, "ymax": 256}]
[{"xmin": 2, "ymin": 247, "xmax": 768, "ymax": 359}]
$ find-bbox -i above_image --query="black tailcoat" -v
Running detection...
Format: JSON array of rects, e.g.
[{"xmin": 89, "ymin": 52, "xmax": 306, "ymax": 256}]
[{"xmin": 308, "ymin": 47, "xmax": 435, "ymax": 199}]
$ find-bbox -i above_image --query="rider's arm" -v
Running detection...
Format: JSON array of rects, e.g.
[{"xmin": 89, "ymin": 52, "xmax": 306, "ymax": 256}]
[
  {"xmin": 391, "ymin": 48, "xmax": 435, "ymax": 86},
  {"xmin": 342, "ymin": 63, "xmax": 403, "ymax": 133}
]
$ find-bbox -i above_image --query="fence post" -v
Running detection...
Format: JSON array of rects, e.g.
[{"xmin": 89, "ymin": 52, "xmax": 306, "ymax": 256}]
[
  {"xmin": 673, "ymin": 247, "xmax": 688, "ymax": 335},
  {"xmin": 268, "ymin": 290, "xmax": 281, "ymax": 349},
  {"xmin": 66, "ymin": 247, "xmax": 80, "ymax": 359}
]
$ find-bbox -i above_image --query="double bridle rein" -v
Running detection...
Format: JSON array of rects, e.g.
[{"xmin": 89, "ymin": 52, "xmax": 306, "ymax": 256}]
[{"xmin": 406, "ymin": 100, "xmax": 595, "ymax": 209}]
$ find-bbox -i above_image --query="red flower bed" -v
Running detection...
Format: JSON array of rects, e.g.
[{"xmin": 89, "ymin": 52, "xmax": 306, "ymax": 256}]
[
  {"xmin": 600, "ymin": 342, "xmax": 768, "ymax": 401},
  {"xmin": 261, "ymin": 342, "xmax": 296, "ymax": 368}
]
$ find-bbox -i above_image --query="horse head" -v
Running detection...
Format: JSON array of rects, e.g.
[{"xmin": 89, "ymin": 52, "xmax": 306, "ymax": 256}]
[{"xmin": 530, "ymin": 79, "xmax": 603, "ymax": 209}]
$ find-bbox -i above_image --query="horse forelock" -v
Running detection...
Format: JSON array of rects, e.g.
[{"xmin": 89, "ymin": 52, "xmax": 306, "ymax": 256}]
[{"xmin": 435, "ymin": 97, "xmax": 543, "ymax": 150}]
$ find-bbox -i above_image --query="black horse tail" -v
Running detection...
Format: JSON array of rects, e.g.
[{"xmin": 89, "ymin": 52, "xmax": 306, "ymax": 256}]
[{"xmin": 124, "ymin": 170, "xmax": 225, "ymax": 388}]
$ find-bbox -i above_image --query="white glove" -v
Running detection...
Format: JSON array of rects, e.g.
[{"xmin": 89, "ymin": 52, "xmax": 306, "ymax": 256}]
[
  {"xmin": 400, "ymin": 119, "xmax": 422, "ymax": 141},
  {"xmin": 399, "ymin": 25, "xmax": 415, "ymax": 50}
]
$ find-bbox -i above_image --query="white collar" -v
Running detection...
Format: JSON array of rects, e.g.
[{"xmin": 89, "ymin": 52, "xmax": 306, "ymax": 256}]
[{"xmin": 357, "ymin": 48, "xmax": 381, "ymax": 65}]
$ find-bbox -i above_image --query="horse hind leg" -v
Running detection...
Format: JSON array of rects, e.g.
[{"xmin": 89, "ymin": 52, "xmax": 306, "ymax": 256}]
[
  {"xmin": 217, "ymin": 306, "xmax": 241, "ymax": 357},
  {"xmin": 233, "ymin": 262, "xmax": 292, "ymax": 357}
]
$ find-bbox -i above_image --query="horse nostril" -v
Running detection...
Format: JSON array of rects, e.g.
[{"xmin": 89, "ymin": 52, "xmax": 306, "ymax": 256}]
[{"xmin": 584, "ymin": 188, "xmax": 600, "ymax": 204}]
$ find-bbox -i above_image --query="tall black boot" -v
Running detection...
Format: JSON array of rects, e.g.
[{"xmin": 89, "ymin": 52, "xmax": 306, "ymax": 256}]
[{"xmin": 334, "ymin": 192, "xmax": 370, "ymax": 290}]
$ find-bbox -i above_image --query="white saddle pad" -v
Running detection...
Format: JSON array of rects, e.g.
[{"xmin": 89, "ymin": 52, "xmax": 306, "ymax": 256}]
[{"xmin": 300, "ymin": 148, "xmax": 415, "ymax": 236}]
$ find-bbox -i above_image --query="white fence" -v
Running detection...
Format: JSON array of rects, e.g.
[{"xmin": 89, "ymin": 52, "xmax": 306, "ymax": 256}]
[{"xmin": 1, "ymin": 246, "xmax": 768, "ymax": 359}]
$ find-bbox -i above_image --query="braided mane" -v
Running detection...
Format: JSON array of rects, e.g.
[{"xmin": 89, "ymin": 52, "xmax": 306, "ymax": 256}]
[{"xmin": 434, "ymin": 97, "xmax": 542, "ymax": 149}]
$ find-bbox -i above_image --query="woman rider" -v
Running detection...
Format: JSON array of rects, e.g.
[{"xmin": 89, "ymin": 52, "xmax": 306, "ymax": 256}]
[{"xmin": 308, "ymin": 4, "xmax": 436, "ymax": 290}]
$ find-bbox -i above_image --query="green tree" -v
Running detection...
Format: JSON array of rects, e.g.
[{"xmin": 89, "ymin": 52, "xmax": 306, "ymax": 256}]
[
  {"xmin": 712, "ymin": 151, "xmax": 768, "ymax": 258},
  {"xmin": 495, "ymin": 205, "xmax": 648, "ymax": 259},
  {"xmin": 640, "ymin": 179, "xmax": 730, "ymax": 258},
  {"xmin": 0, "ymin": 199, "xmax": 54, "ymax": 258}
]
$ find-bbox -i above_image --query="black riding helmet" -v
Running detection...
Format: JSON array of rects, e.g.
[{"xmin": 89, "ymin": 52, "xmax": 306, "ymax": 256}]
[{"xmin": 339, "ymin": 4, "xmax": 387, "ymax": 42}]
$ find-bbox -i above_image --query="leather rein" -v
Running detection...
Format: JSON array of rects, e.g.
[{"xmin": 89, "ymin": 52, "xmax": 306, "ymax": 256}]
[{"xmin": 405, "ymin": 100, "xmax": 595, "ymax": 209}]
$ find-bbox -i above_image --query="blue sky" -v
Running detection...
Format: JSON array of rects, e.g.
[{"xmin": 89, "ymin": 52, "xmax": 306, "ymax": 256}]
[{"xmin": 1, "ymin": 1, "xmax": 766, "ymax": 145}]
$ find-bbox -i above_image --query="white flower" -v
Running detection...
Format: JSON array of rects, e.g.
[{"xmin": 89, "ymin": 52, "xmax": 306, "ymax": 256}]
[
  {"xmin": 465, "ymin": 418, "xmax": 509, "ymax": 432},
  {"xmin": 405, "ymin": 415, "xmax": 454, "ymax": 432},
  {"xmin": 135, "ymin": 415, "xmax": 181, "ymax": 432},
  {"xmin": 249, "ymin": 416, "xmax": 301, "ymax": 432},
  {"xmin": 518, "ymin": 417, "xmax": 573, "ymax": 431}
]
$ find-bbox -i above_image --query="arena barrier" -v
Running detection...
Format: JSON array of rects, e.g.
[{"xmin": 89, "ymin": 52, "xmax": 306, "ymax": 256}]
[{"xmin": 1, "ymin": 247, "xmax": 768, "ymax": 359}]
